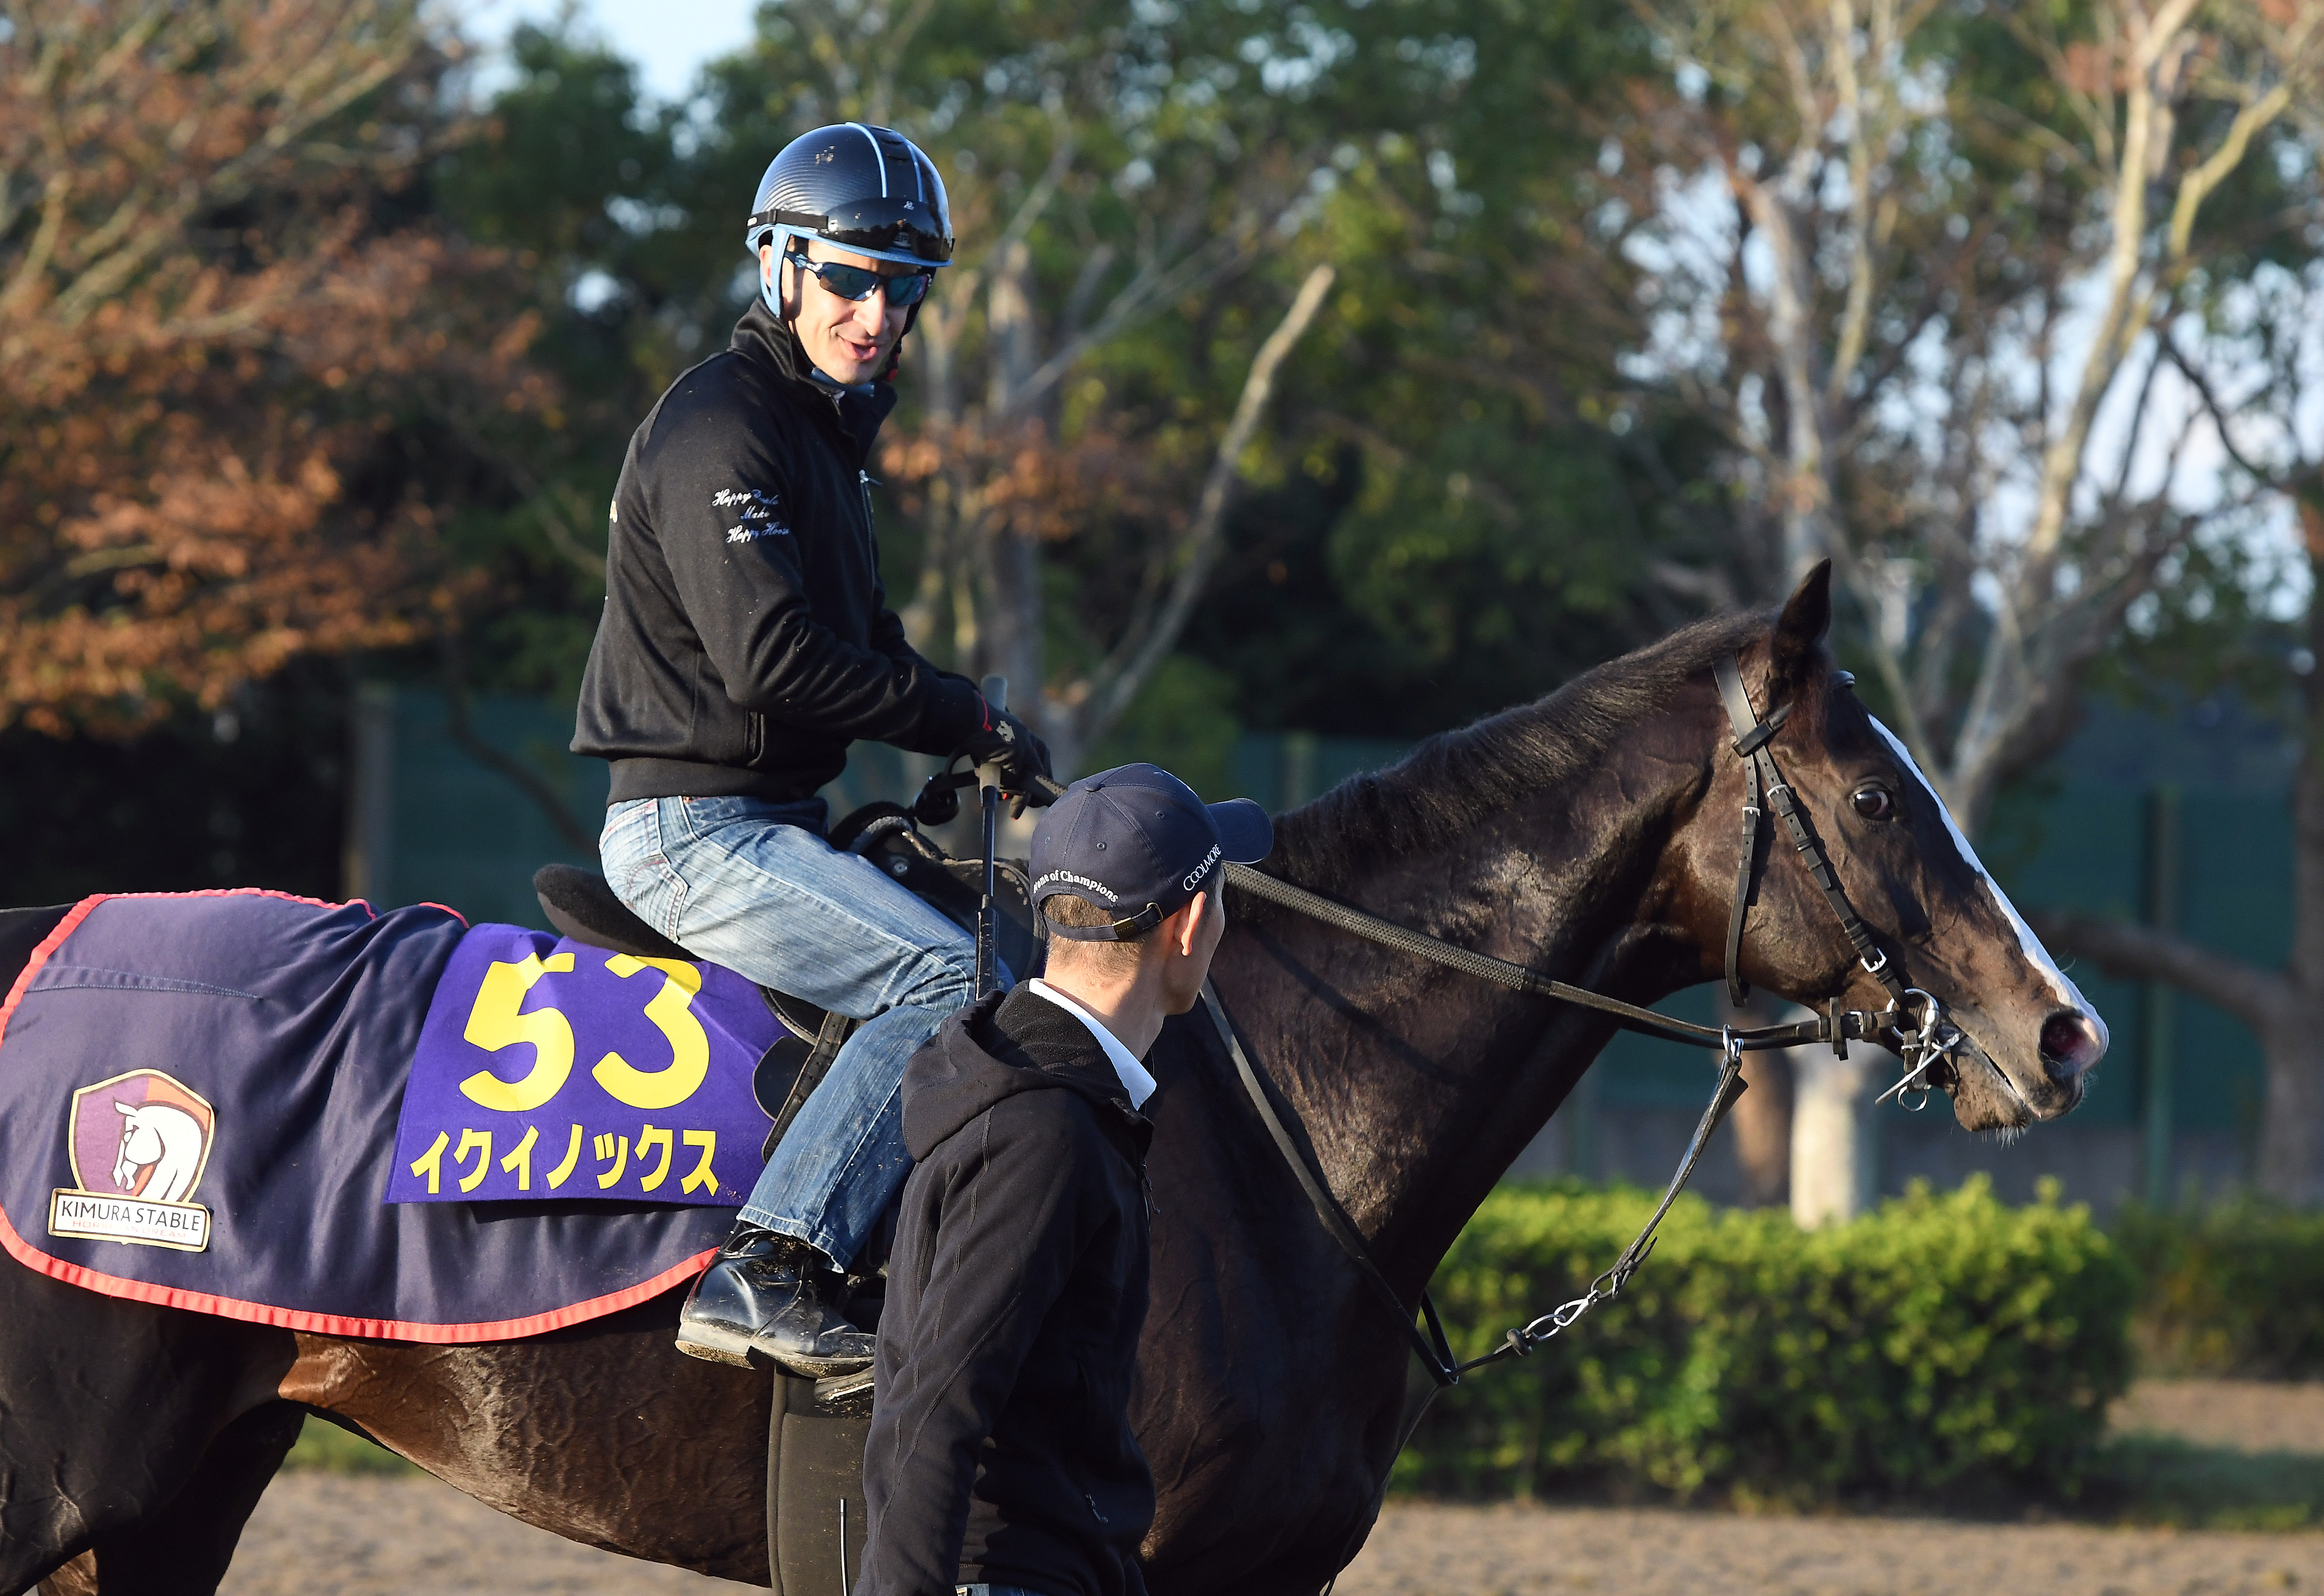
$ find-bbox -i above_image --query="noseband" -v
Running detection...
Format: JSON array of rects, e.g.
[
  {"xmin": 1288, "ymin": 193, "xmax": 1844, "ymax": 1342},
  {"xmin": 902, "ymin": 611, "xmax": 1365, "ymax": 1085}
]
[{"xmin": 1201, "ymin": 652, "xmax": 1964, "ymax": 1392}]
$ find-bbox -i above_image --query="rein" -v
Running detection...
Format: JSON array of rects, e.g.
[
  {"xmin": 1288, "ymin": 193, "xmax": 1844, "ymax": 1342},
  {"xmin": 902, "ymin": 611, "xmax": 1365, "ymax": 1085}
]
[{"xmin": 1204, "ymin": 653, "xmax": 1962, "ymax": 1388}]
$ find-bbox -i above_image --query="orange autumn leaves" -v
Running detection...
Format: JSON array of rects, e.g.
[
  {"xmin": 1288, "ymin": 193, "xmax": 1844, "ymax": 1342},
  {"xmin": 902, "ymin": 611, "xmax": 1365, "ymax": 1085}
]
[{"xmin": 0, "ymin": 0, "xmax": 545, "ymax": 733}]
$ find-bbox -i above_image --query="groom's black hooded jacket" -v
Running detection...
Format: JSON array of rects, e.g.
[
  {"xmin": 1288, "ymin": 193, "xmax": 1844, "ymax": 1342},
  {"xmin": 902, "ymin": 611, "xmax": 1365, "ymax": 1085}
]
[{"xmin": 860, "ymin": 984, "xmax": 1155, "ymax": 1596}]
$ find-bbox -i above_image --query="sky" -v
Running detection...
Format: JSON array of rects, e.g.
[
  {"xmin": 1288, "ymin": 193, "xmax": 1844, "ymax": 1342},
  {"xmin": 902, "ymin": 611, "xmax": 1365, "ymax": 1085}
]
[{"xmin": 467, "ymin": 0, "xmax": 753, "ymax": 103}]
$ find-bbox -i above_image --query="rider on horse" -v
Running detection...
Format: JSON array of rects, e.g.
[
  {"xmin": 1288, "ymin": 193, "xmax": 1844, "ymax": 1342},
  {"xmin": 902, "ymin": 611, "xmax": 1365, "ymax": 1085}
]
[{"xmin": 573, "ymin": 123, "xmax": 1049, "ymax": 1376}]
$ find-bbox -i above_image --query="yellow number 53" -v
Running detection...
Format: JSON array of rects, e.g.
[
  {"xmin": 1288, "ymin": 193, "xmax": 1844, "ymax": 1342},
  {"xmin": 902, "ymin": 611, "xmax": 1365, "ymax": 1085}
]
[{"xmin": 458, "ymin": 951, "xmax": 711, "ymax": 1113}]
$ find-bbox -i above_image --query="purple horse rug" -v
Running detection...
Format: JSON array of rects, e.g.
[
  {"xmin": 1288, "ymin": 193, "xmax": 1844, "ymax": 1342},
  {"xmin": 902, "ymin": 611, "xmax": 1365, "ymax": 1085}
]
[{"xmin": 0, "ymin": 890, "xmax": 781, "ymax": 1342}]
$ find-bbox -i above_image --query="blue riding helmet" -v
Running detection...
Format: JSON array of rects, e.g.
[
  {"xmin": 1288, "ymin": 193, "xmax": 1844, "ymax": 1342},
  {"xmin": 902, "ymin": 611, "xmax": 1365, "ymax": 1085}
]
[{"xmin": 745, "ymin": 123, "xmax": 953, "ymax": 321}]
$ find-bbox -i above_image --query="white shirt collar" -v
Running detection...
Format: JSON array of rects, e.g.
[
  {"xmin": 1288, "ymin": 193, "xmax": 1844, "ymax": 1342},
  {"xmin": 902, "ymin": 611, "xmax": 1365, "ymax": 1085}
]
[{"xmin": 1025, "ymin": 979, "xmax": 1157, "ymax": 1109}]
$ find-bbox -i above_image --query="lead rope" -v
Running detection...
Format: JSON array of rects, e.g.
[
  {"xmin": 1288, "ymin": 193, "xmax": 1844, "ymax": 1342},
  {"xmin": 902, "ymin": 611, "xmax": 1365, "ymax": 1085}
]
[
  {"xmin": 1207, "ymin": 654, "xmax": 1961, "ymax": 1398},
  {"xmin": 1222, "ymin": 865, "xmax": 1885, "ymax": 1054},
  {"xmin": 1202, "ymin": 982, "xmax": 1750, "ymax": 1387}
]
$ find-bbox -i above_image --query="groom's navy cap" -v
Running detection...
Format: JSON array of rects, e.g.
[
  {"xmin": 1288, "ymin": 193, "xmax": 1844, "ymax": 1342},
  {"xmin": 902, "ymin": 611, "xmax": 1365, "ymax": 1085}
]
[{"xmin": 1032, "ymin": 763, "xmax": 1273, "ymax": 942}]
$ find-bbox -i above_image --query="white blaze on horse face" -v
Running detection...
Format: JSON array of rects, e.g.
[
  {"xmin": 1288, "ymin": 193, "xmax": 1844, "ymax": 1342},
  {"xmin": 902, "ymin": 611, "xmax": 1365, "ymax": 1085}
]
[{"xmin": 1867, "ymin": 719, "xmax": 2110, "ymax": 1055}]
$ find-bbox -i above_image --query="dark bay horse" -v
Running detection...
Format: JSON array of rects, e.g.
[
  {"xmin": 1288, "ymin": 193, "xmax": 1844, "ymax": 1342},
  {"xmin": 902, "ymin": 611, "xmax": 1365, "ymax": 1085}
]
[{"xmin": 0, "ymin": 567, "xmax": 2106, "ymax": 1596}]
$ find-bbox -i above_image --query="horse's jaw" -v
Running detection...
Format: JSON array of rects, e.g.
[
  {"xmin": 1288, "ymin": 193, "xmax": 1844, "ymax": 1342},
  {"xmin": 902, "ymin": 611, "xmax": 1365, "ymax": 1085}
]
[{"xmin": 1940, "ymin": 1029, "xmax": 2085, "ymax": 1133}]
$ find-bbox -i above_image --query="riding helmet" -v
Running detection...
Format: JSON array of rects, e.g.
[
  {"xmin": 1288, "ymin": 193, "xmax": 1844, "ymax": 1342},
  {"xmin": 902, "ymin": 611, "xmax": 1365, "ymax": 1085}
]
[{"xmin": 745, "ymin": 123, "xmax": 953, "ymax": 322}]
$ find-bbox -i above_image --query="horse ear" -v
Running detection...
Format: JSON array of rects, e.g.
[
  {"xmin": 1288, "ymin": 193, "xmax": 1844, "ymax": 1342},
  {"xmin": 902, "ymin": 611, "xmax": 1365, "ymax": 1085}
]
[
  {"xmin": 1769, "ymin": 559, "xmax": 1832, "ymax": 692},
  {"xmin": 115, "ymin": 1101, "xmax": 137, "ymax": 1117}
]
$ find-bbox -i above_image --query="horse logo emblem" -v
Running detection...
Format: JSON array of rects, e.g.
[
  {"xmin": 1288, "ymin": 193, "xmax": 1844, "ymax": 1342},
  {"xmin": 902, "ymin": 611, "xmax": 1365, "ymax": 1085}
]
[{"xmin": 48, "ymin": 1070, "xmax": 216, "ymax": 1251}]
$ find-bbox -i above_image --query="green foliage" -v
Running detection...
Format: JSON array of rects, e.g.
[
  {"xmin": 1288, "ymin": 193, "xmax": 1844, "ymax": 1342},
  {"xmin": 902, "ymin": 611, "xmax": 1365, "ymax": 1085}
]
[
  {"xmin": 1397, "ymin": 1178, "xmax": 2136, "ymax": 1505},
  {"xmin": 421, "ymin": 0, "xmax": 1695, "ymax": 728},
  {"xmin": 2113, "ymin": 1199, "xmax": 2324, "ymax": 1379},
  {"xmin": 281, "ymin": 1416, "xmax": 420, "ymax": 1475},
  {"xmin": 1084, "ymin": 653, "xmax": 1240, "ymax": 795}
]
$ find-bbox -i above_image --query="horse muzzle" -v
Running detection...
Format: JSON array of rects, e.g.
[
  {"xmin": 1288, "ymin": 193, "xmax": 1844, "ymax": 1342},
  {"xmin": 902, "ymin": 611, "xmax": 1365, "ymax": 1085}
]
[
  {"xmin": 2038, "ymin": 1009, "xmax": 2106, "ymax": 1084},
  {"xmin": 1942, "ymin": 1020, "xmax": 2088, "ymax": 1130}
]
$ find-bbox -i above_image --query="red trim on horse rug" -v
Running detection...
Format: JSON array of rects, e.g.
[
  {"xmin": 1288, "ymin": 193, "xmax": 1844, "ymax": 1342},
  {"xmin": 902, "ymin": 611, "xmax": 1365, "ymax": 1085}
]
[{"xmin": 0, "ymin": 892, "xmax": 735, "ymax": 1342}]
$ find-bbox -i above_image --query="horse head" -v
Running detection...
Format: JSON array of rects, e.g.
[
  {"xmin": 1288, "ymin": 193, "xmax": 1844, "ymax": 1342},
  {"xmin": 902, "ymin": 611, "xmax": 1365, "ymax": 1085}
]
[{"xmin": 1667, "ymin": 562, "xmax": 2106, "ymax": 1132}]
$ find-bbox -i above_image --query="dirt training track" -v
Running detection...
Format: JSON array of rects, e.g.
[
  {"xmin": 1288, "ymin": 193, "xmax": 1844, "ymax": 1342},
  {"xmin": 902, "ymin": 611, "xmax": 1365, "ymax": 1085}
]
[
  {"xmin": 220, "ymin": 1469, "xmax": 2324, "ymax": 1596},
  {"xmin": 214, "ymin": 1380, "xmax": 2324, "ymax": 1595}
]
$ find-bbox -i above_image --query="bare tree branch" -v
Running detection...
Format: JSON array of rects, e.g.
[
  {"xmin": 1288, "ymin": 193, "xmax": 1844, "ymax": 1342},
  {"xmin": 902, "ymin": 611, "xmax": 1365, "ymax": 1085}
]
[
  {"xmin": 996, "ymin": 214, "xmax": 1266, "ymax": 423},
  {"xmin": 2028, "ymin": 910, "xmax": 2286, "ymax": 1034},
  {"xmin": 443, "ymin": 676, "xmax": 600, "ymax": 856},
  {"xmin": 1072, "ymin": 261, "xmax": 1336, "ymax": 746}
]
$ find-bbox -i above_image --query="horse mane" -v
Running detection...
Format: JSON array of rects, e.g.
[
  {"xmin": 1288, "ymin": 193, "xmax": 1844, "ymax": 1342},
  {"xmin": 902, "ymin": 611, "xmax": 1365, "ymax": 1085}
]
[{"xmin": 1259, "ymin": 605, "xmax": 1776, "ymax": 900}]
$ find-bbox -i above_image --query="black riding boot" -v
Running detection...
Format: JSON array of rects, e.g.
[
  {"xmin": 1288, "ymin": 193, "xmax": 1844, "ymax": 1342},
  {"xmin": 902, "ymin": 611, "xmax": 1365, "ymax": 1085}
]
[{"xmin": 675, "ymin": 1226, "xmax": 875, "ymax": 1375}]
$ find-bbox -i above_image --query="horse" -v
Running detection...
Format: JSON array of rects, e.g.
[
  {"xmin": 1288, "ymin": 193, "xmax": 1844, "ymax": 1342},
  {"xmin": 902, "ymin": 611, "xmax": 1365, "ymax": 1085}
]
[
  {"xmin": 109, "ymin": 1103, "xmax": 203, "ymax": 1204},
  {"xmin": 0, "ymin": 567, "xmax": 2106, "ymax": 1596}
]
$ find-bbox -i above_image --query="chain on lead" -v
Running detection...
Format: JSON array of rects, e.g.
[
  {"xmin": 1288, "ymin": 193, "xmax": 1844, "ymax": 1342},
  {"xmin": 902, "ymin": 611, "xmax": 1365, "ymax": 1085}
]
[{"xmin": 1498, "ymin": 1289, "xmax": 1605, "ymax": 1359}]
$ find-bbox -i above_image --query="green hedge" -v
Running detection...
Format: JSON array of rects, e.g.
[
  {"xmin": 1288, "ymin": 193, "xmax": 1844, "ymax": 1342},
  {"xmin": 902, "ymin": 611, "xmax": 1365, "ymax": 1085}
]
[
  {"xmin": 1394, "ymin": 1177, "xmax": 2135, "ymax": 1505},
  {"xmin": 2113, "ymin": 1198, "xmax": 2324, "ymax": 1378}
]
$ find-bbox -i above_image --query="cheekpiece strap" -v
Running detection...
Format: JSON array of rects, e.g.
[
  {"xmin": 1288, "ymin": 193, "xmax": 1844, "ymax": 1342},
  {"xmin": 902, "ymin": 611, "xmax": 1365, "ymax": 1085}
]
[
  {"xmin": 1726, "ymin": 755, "xmax": 1760, "ymax": 1008},
  {"xmin": 1712, "ymin": 653, "xmax": 1911, "ymax": 1009},
  {"xmin": 1713, "ymin": 655, "xmax": 1791, "ymax": 752}
]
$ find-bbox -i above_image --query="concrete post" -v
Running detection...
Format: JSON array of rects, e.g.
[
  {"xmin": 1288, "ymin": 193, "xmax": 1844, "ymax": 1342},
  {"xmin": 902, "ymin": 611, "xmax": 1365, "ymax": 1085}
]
[{"xmin": 1790, "ymin": 1049, "xmax": 1878, "ymax": 1227}]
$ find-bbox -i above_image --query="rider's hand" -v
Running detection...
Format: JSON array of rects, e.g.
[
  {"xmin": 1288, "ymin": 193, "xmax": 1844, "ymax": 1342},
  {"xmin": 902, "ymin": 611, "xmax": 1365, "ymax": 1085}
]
[{"xmin": 962, "ymin": 708, "xmax": 1051, "ymax": 794}]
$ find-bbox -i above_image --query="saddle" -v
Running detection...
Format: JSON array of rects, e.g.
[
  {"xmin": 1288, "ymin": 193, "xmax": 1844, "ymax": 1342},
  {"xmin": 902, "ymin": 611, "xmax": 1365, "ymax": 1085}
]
[
  {"xmin": 533, "ymin": 801, "xmax": 1039, "ymax": 1159},
  {"xmin": 531, "ymin": 803, "xmax": 1032, "ymax": 1596}
]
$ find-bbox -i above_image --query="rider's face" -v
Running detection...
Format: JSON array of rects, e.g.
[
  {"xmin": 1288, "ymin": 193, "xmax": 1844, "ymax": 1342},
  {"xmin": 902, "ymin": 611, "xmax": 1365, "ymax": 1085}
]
[{"xmin": 763, "ymin": 240, "xmax": 916, "ymax": 385}]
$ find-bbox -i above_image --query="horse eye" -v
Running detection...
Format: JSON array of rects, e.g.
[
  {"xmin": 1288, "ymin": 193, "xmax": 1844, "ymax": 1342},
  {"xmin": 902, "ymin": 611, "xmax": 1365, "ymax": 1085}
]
[{"xmin": 1851, "ymin": 785, "xmax": 1895, "ymax": 821}]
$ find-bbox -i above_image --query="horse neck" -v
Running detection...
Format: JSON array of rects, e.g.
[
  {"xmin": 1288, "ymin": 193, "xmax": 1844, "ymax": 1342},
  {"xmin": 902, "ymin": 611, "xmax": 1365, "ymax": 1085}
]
[{"xmin": 1211, "ymin": 733, "xmax": 1710, "ymax": 1295}]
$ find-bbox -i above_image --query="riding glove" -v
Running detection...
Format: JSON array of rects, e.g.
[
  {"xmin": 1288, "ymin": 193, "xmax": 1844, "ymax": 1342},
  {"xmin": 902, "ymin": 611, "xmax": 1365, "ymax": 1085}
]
[{"xmin": 961, "ymin": 708, "xmax": 1052, "ymax": 795}]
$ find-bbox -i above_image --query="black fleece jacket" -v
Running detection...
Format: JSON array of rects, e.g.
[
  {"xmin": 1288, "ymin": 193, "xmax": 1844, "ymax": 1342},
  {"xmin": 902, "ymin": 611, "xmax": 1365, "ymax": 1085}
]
[
  {"xmin": 861, "ymin": 985, "xmax": 1155, "ymax": 1596},
  {"xmin": 572, "ymin": 299, "xmax": 985, "ymax": 803}
]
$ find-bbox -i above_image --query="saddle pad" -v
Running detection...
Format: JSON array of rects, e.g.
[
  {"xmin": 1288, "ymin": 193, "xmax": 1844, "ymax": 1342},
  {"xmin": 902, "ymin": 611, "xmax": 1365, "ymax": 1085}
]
[
  {"xmin": 388, "ymin": 921, "xmax": 779, "ymax": 1207},
  {"xmin": 0, "ymin": 891, "xmax": 742, "ymax": 1341}
]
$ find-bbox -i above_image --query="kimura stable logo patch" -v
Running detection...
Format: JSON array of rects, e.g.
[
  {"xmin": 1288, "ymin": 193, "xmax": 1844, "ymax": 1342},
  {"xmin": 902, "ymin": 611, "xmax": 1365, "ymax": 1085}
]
[
  {"xmin": 49, "ymin": 1069, "xmax": 217, "ymax": 1251},
  {"xmin": 713, "ymin": 487, "xmax": 788, "ymax": 544}
]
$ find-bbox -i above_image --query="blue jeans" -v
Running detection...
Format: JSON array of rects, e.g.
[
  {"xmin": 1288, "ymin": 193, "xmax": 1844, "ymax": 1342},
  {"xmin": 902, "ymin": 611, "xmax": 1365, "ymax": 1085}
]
[{"xmin": 599, "ymin": 795, "xmax": 987, "ymax": 1269}]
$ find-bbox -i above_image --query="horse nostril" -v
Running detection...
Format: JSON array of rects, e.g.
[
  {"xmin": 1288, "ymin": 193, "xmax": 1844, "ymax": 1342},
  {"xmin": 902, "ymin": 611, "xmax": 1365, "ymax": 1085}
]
[{"xmin": 2039, "ymin": 1011, "xmax": 2103, "ymax": 1082}]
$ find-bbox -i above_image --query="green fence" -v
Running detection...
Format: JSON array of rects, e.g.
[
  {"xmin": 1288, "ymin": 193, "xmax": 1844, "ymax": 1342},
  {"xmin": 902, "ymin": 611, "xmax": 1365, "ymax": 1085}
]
[
  {"xmin": 1984, "ymin": 782, "xmax": 2283, "ymax": 1199},
  {"xmin": 341, "ymin": 686, "xmax": 607, "ymax": 931}
]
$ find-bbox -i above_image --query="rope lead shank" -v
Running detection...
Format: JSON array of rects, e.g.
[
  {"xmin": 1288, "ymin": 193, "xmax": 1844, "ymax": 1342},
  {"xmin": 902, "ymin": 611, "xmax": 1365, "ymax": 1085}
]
[{"xmin": 1208, "ymin": 653, "xmax": 1945, "ymax": 1390}]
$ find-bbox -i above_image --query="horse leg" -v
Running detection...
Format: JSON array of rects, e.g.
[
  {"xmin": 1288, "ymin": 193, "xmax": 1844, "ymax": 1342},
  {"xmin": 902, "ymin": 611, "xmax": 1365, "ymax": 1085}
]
[
  {"xmin": 0, "ymin": 1259, "xmax": 294, "ymax": 1596},
  {"xmin": 46, "ymin": 1401, "xmax": 304, "ymax": 1595}
]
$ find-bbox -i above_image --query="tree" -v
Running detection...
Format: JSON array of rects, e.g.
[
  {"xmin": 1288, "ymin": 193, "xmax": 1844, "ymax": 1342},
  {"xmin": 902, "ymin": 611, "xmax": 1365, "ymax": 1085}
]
[
  {"xmin": 1169, "ymin": 0, "xmax": 1716, "ymax": 740},
  {"xmin": 0, "ymin": 0, "xmax": 540, "ymax": 734},
  {"xmin": 1598, "ymin": 0, "xmax": 2322, "ymax": 831},
  {"xmin": 671, "ymin": 0, "xmax": 1351, "ymax": 772},
  {"xmin": 464, "ymin": 0, "xmax": 1679, "ymax": 778},
  {"xmin": 2033, "ymin": 263, "xmax": 2324, "ymax": 1201},
  {"xmin": 1494, "ymin": 0, "xmax": 2324, "ymax": 1208}
]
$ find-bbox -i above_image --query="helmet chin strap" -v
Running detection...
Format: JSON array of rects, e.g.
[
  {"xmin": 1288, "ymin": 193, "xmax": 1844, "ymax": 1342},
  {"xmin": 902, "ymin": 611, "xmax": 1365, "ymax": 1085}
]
[{"xmin": 763, "ymin": 240, "xmax": 802, "ymax": 325}]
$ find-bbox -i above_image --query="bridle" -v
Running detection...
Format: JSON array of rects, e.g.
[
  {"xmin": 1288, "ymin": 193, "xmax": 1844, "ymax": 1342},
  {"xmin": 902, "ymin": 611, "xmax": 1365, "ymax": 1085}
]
[
  {"xmin": 1199, "ymin": 652, "xmax": 1965, "ymax": 1392},
  {"xmin": 1710, "ymin": 655, "xmax": 1962, "ymax": 1109}
]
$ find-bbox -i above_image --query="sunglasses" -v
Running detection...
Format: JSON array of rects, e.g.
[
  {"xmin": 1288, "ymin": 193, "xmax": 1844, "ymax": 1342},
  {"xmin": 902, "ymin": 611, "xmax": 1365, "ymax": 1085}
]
[{"xmin": 790, "ymin": 253, "xmax": 933, "ymax": 307}]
